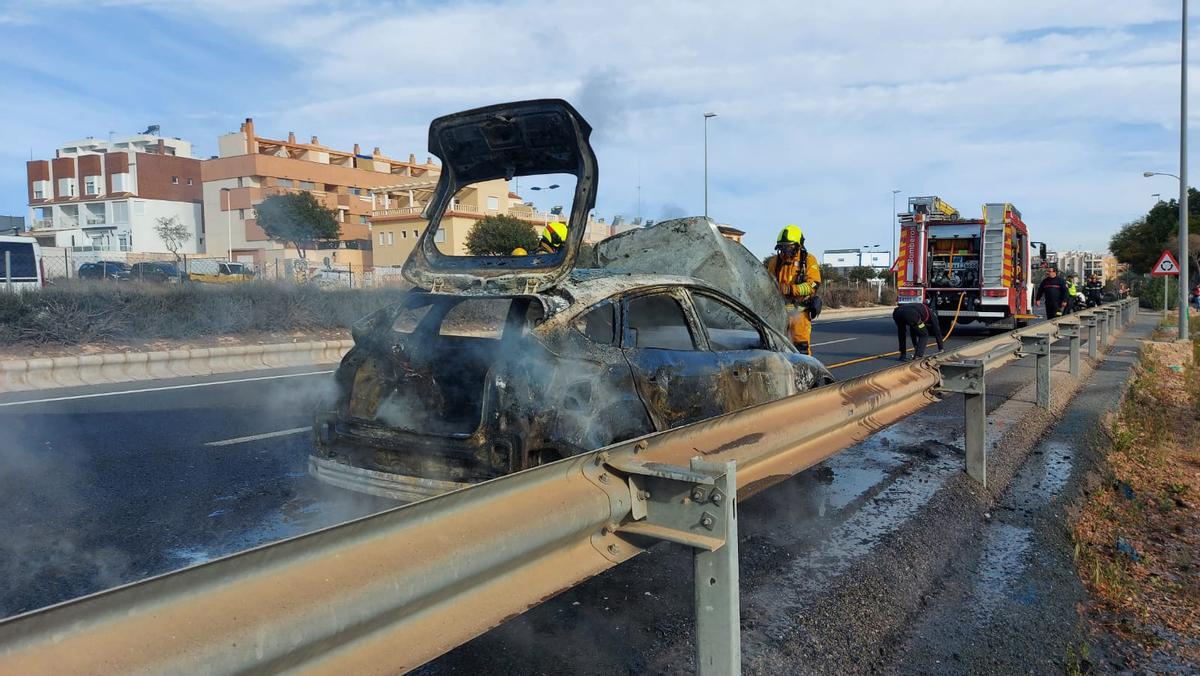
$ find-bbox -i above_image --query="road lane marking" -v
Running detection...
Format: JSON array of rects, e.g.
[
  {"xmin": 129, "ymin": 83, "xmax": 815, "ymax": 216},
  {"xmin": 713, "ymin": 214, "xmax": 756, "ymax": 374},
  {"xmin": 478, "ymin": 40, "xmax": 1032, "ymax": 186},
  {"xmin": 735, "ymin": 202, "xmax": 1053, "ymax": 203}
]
[
  {"xmin": 0, "ymin": 370, "xmax": 335, "ymax": 408},
  {"xmin": 811, "ymin": 337, "xmax": 859, "ymax": 347},
  {"xmin": 205, "ymin": 427, "xmax": 310, "ymax": 447}
]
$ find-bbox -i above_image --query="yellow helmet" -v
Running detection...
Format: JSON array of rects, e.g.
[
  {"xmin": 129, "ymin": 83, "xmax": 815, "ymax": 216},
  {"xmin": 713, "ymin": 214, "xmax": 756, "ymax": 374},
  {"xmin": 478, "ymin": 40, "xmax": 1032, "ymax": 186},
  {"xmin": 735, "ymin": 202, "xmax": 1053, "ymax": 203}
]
[
  {"xmin": 541, "ymin": 221, "xmax": 568, "ymax": 248},
  {"xmin": 511, "ymin": 246, "xmax": 528, "ymax": 256},
  {"xmin": 777, "ymin": 224, "xmax": 803, "ymax": 244}
]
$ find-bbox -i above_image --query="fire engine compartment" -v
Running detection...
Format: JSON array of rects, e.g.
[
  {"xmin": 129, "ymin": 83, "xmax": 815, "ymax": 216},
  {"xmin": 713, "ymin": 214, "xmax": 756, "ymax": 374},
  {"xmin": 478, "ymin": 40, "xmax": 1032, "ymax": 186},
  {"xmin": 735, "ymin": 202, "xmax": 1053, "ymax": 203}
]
[{"xmin": 925, "ymin": 223, "xmax": 983, "ymax": 290}]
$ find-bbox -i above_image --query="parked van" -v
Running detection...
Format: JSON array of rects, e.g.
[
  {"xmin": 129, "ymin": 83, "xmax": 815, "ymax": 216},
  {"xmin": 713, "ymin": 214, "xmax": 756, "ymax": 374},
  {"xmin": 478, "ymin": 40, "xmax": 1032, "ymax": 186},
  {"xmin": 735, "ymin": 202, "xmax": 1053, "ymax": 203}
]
[{"xmin": 0, "ymin": 236, "xmax": 44, "ymax": 290}]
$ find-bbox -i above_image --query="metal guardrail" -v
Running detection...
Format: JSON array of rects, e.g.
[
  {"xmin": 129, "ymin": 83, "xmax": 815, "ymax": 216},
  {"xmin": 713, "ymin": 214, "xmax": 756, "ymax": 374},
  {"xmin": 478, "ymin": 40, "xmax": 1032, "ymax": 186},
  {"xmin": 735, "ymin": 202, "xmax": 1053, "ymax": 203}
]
[{"xmin": 0, "ymin": 299, "xmax": 1138, "ymax": 674}]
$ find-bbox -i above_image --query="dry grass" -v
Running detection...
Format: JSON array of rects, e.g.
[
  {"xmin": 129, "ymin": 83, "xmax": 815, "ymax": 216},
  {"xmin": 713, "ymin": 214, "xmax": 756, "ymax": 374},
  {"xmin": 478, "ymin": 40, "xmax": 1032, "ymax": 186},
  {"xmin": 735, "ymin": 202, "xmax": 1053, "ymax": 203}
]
[
  {"xmin": 1071, "ymin": 326, "xmax": 1200, "ymax": 668},
  {"xmin": 0, "ymin": 281, "xmax": 410, "ymax": 348}
]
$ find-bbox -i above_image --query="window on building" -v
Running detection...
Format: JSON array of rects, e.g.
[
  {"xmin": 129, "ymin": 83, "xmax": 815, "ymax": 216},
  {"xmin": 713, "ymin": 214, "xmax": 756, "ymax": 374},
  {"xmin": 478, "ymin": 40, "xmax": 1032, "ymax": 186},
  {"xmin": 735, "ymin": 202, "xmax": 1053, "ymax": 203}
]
[
  {"xmin": 349, "ymin": 187, "xmax": 361, "ymax": 196},
  {"xmin": 435, "ymin": 228, "xmax": 446, "ymax": 243},
  {"xmin": 111, "ymin": 173, "xmax": 130, "ymax": 192},
  {"xmin": 83, "ymin": 176, "xmax": 101, "ymax": 195},
  {"xmin": 401, "ymin": 230, "xmax": 408, "ymax": 239},
  {"xmin": 277, "ymin": 178, "xmax": 294, "ymax": 188},
  {"xmin": 413, "ymin": 229, "xmax": 419, "ymax": 238},
  {"xmin": 187, "ymin": 178, "xmax": 194, "ymax": 186},
  {"xmin": 487, "ymin": 195, "xmax": 500, "ymax": 211},
  {"xmin": 359, "ymin": 215, "xmax": 368, "ymax": 224},
  {"xmin": 379, "ymin": 231, "xmax": 387, "ymax": 245},
  {"xmin": 57, "ymin": 177, "xmax": 77, "ymax": 197},
  {"xmin": 171, "ymin": 176, "xmax": 179, "ymax": 185},
  {"xmin": 32, "ymin": 180, "xmax": 49, "ymax": 199},
  {"xmin": 112, "ymin": 201, "xmax": 130, "ymax": 223},
  {"xmin": 238, "ymin": 208, "xmax": 245, "ymax": 219},
  {"xmin": 387, "ymin": 232, "xmax": 394, "ymax": 245},
  {"xmin": 237, "ymin": 177, "xmax": 245, "ymax": 188},
  {"xmin": 299, "ymin": 181, "xmax": 315, "ymax": 191}
]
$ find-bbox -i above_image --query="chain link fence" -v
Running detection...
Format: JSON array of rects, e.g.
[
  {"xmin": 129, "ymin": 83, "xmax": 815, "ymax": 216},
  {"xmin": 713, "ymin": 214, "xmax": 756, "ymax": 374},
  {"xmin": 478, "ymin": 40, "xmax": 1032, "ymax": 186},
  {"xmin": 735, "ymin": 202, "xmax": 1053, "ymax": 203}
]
[{"xmin": 19, "ymin": 247, "xmax": 410, "ymax": 290}]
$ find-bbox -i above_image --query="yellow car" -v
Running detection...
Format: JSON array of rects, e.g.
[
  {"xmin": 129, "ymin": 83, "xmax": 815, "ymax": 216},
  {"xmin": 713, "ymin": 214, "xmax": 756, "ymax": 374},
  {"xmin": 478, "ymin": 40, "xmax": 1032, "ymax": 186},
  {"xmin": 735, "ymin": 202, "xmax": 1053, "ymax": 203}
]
[{"xmin": 187, "ymin": 261, "xmax": 254, "ymax": 284}]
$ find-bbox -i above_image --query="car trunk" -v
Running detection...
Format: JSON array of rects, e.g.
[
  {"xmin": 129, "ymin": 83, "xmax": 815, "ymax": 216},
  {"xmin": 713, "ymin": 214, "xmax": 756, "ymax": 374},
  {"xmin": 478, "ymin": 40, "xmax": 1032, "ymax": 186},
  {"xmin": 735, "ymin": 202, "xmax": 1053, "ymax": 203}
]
[{"xmin": 342, "ymin": 294, "xmax": 545, "ymax": 438}]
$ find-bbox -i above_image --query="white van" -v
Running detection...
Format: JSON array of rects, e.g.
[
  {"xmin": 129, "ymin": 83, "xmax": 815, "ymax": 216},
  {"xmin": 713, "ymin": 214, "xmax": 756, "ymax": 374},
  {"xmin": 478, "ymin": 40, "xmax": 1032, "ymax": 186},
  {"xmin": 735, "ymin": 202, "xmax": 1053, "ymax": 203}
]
[{"xmin": 0, "ymin": 236, "xmax": 45, "ymax": 291}]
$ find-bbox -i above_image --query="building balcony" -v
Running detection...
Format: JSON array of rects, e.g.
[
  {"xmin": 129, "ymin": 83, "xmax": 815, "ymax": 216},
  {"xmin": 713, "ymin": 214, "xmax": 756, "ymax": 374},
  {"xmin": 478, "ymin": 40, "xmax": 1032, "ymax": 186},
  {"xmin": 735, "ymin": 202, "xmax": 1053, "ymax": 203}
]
[{"xmin": 31, "ymin": 219, "xmax": 53, "ymax": 230}]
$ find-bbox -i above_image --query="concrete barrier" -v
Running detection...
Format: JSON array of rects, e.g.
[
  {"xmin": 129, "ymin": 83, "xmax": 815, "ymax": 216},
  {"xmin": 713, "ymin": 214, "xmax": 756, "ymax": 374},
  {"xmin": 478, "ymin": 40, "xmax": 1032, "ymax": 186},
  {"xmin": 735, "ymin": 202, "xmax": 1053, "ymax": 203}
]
[{"xmin": 0, "ymin": 339, "xmax": 355, "ymax": 394}]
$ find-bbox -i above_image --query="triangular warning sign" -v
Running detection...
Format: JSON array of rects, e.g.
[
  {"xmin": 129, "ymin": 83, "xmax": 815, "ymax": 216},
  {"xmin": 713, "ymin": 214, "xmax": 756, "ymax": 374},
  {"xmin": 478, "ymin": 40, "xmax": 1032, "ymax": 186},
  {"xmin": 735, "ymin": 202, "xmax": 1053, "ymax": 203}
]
[{"xmin": 1151, "ymin": 250, "xmax": 1181, "ymax": 276}]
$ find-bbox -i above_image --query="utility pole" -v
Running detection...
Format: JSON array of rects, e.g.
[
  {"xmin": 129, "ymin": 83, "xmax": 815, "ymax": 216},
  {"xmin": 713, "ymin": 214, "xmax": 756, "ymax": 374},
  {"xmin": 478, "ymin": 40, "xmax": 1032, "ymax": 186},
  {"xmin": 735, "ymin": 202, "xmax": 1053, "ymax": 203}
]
[
  {"xmin": 1179, "ymin": 0, "xmax": 1190, "ymax": 340},
  {"xmin": 704, "ymin": 112, "xmax": 716, "ymax": 220}
]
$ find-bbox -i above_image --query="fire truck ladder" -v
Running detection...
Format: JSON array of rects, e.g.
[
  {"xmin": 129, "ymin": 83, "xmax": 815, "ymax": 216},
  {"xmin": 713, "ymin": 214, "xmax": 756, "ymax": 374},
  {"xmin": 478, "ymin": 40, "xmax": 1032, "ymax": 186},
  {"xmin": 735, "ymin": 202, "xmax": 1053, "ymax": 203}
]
[{"xmin": 981, "ymin": 204, "xmax": 1007, "ymax": 287}]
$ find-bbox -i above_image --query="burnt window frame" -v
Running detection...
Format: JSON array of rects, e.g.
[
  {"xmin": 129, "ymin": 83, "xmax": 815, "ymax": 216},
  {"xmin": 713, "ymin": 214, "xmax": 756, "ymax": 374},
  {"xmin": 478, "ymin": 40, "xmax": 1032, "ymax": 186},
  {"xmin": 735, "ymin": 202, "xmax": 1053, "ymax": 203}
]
[
  {"xmin": 686, "ymin": 289, "xmax": 771, "ymax": 352},
  {"xmin": 618, "ymin": 288, "xmax": 707, "ymax": 352}
]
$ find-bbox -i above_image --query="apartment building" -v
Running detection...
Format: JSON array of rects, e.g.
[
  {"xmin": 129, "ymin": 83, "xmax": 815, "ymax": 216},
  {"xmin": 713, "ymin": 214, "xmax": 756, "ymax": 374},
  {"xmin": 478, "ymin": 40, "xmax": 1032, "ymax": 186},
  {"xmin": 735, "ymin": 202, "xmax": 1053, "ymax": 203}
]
[
  {"xmin": 370, "ymin": 184, "xmax": 613, "ymax": 267},
  {"xmin": 1057, "ymin": 250, "xmax": 1117, "ymax": 283},
  {"xmin": 25, "ymin": 135, "xmax": 203, "ymax": 253},
  {"xmin": 201, "ymin": 118, "xmax": 438, "ymax": 268}
]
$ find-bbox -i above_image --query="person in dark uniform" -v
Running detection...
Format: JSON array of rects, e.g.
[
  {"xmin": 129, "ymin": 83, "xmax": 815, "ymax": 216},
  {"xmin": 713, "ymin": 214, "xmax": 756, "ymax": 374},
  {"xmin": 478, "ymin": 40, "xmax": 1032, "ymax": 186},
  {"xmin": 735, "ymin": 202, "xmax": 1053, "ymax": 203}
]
[
  {"xmin": 893, "ymin": 300, "xmax": 944, "ymax": 360},
  {"xmin": 1035, "ymin": 267, "xmax": 1068, "ymax": 319}
]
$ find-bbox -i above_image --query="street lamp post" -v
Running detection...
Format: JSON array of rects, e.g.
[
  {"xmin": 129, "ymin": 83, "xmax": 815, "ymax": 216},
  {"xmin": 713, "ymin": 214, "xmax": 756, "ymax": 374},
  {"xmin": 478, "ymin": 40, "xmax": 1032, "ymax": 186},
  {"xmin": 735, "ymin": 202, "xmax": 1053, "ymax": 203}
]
[
  {"xmin": 704, "ymin": 112, "xmax": 716, "ymax": 220},
  {"xmin": 220, "ymin": 187, "xmax": 232, "ymax": 262},
  {"xmin": 1180, "ymin": 0, "xmax": 1189, "ymax": 340},
  {"xmin": 891, "ymin": 189, "xmax": 901, "ymax": 284}
]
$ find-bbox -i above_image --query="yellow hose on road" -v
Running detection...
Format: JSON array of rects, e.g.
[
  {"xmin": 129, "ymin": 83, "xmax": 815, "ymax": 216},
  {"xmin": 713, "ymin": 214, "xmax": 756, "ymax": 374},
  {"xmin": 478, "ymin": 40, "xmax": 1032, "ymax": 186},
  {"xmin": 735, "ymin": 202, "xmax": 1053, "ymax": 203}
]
[{"xmin": 825, "ymin": 292, "xmax": 967, "ymax": 370}]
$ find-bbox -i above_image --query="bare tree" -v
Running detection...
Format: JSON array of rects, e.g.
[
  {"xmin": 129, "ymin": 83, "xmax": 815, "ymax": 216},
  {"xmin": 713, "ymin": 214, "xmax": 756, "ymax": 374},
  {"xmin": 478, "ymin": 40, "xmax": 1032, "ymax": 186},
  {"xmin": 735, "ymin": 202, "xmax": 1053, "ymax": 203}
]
[{"xmin": 153, "ymin": 216, "xmax": 190, "ymax": 262}]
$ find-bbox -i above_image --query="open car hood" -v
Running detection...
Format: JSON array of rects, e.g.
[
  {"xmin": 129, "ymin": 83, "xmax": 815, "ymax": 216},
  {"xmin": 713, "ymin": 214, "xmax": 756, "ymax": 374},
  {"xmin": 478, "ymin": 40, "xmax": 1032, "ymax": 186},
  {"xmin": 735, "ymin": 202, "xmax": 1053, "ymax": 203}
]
[{"xmin": 402, "ymin": 99, "xmax": 598, "ymax": 294}]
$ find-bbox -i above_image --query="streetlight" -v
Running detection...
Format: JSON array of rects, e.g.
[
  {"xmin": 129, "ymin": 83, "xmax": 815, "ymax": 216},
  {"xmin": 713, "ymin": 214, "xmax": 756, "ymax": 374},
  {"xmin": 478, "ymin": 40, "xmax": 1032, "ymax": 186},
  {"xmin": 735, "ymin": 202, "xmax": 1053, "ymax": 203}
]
[
  {"xmin": 1144, "ymin": 168, "xmax": 1189, "ymax": 337},
  {"xmin": 220, "ymin": 187, "xmax": 232, "ymax": 262},
  {"xmin": 704, "ymin": 112, "xmax": 717, "ymax": 220},
  {"xmin": 1153, "ymin": 193, "xmax": 1162, "ymax": 202},
  {"xmin": 891, "ymin": 189, "xmax": 902, "ymax": 281}
]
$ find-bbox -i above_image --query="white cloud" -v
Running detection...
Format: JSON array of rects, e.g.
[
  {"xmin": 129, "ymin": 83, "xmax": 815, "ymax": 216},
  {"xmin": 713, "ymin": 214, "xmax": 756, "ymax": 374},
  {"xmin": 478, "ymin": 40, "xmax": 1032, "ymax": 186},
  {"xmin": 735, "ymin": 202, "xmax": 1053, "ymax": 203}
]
[{"xmin": 3, "ymin": 0, "xmax": 1196, "ymax": 256}]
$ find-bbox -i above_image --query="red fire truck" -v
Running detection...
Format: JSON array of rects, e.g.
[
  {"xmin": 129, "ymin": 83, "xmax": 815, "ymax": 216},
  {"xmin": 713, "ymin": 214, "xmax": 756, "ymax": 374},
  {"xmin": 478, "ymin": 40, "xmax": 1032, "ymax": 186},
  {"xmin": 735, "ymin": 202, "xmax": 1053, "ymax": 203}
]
[{"xmin": 896, "ymin": 196, "xmax": 1046, "ymax": 330}]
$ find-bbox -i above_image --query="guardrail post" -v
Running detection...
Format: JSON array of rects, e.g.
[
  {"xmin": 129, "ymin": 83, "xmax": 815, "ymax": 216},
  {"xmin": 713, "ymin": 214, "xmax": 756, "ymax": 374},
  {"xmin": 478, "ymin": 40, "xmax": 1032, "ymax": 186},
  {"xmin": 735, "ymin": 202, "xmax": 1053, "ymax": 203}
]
[
  {"xmin": 609, "ymin": 457, "xmax": 741, "ymax": 675},
  {"xmin": 937, "ymin": 359, "xmax": 987, "ymax": 485},
  {"xmin": 1060, "ymin": 322, "xmax": 1080, "ymax": 376},
  {"xmin": 693, "ymin": 459, "xmax": 739, "ymax": 676},
  {"xmin": 1082, "ymin": 314, "xmax": 1098, "ymax": 360},
  {"xmin": 1018, "ymin": 334, "xmax": 1052, "ymax": 409},
  {"xmin": 1106, "ymin": 308, "xmax": 1118, "ymax": 344},
  {"xmin": 1098, "ymin": 310, "xmax": 1108, "ymax": 348}
]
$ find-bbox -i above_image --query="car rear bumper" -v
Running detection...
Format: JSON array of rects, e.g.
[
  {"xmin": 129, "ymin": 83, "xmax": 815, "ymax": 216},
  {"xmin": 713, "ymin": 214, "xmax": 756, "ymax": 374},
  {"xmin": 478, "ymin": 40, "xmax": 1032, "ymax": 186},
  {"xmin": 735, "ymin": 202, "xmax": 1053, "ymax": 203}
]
[{"xmin": 309, "ymin": 454, "xmax": 472, "ymax": 502}]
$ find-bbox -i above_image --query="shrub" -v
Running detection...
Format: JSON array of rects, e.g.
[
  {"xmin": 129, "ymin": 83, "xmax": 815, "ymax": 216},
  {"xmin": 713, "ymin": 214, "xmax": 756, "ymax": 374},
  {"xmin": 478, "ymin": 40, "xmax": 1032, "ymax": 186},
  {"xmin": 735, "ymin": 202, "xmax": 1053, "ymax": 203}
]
[{"xmin": 0, "ymin": 280, "xmax": 411, "ymax": 346}]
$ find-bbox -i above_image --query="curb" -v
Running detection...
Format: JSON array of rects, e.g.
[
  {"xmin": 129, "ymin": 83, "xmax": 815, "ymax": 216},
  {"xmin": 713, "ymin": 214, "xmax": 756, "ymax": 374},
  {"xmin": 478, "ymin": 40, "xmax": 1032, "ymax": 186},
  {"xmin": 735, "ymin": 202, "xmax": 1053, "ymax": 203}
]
[{"xmin": 0, "ymin": 340, "xmax": 354, "ymax": 394}]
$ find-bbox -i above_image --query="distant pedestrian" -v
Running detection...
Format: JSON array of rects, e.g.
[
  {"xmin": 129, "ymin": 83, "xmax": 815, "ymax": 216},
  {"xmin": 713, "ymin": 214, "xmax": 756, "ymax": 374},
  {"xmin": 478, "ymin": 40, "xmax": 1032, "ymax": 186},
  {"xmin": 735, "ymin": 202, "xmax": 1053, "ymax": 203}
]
[
  {"xmin": 1036, "ymin": 268, "xmax": 1068, "ymax": 319},
  {"xmin": 893, "ymin": 300, "xmax": 944, "ymax": 360}
]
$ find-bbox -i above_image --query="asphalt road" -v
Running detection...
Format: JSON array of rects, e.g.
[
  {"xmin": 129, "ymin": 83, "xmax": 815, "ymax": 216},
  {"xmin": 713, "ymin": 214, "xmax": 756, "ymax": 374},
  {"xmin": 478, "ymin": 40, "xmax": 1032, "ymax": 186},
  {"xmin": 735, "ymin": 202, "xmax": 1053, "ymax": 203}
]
[{"xmin": 0, "ymin": 313, "xmax": 1031, "ymax": 619}]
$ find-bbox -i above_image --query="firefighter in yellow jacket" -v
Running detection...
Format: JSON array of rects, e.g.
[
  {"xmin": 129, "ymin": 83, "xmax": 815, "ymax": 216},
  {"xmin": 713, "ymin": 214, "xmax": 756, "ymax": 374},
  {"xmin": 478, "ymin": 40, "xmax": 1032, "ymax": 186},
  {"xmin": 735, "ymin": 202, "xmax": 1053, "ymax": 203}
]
[{"xmin": 764, "ymin": 224, "xmax": 822, "ymax": 354}]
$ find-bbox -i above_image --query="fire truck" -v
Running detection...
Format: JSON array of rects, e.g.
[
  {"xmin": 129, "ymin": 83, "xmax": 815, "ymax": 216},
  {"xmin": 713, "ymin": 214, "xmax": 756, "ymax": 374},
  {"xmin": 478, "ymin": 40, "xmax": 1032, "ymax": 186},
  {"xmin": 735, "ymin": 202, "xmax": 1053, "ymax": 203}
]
[{"xmin": 896, "ymin": 196, "xmax": 1046, "ymax": 330}]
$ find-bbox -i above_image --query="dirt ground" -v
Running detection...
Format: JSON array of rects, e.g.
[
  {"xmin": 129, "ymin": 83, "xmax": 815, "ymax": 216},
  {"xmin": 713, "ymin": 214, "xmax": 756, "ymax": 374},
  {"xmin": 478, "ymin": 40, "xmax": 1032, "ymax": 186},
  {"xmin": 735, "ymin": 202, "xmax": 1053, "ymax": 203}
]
[
  {"xmin": 1072, "ymin": 337, "xmax": 1200, "ymax": 671},
  {"xmin": 0, "ymin": 328, "xmax": 351, "ymax": 360}
]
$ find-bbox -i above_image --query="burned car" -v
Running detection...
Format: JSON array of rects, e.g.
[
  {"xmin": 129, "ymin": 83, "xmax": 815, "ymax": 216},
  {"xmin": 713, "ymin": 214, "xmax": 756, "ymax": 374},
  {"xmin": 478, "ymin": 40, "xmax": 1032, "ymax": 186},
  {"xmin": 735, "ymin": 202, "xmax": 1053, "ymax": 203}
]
[{"xmin": 310, "ymin": 99, "xmax": 832, "ymax": 501}]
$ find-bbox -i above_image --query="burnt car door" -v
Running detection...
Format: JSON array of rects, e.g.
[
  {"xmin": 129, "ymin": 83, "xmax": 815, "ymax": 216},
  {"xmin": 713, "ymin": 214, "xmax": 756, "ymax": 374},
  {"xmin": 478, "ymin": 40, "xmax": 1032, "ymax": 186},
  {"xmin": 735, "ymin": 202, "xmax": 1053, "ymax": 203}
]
[
  {"xmin": 619, "ymin": 290, "xmax": 727, "ymax": 430},
  {"xmin": 688, "ymin": 289, "xmax": 796, "ymax": 411}
]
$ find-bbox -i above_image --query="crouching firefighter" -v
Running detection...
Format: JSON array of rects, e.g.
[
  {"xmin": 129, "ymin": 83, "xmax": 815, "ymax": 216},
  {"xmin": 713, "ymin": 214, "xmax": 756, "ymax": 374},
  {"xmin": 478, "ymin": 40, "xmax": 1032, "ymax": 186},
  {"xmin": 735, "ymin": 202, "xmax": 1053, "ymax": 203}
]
[
  {"xmin": 892, "ymin": 299, "xmax": 944, "ymax": 360},
  {"xmin": 765, "ymin": 224, "xmax": 822, "ymax": 354}
]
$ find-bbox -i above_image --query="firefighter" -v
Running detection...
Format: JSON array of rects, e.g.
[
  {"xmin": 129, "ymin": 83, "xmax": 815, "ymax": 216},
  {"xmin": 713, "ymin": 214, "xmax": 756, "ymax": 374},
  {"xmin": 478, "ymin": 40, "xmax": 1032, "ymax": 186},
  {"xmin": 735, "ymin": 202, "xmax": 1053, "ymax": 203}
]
[
  {"xmin": 1035, "ymin": 267, "xmax": 1068, "ymax": 319},
  {"xmin": 1085, "ymin": 274, "xmax": 1104, "ymax": 308},
  {"xmin": 538, "ymin": 221, "xmax": 568, "ymax": 254},
  {"xmin": 893, "ymin": 299, "xmax": 944, "ymax": 360},
  {"xmin": 765, "ymin": 224, "xmax": 822, "ymax": 354}
]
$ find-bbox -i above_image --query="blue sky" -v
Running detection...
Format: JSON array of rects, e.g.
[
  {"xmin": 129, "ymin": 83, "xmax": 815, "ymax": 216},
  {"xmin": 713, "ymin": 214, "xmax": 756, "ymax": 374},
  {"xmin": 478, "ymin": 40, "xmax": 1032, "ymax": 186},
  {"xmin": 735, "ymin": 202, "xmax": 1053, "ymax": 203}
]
[{"xmin": 0, "ymin": 0, "xmax": 1196, "ymax": 257}]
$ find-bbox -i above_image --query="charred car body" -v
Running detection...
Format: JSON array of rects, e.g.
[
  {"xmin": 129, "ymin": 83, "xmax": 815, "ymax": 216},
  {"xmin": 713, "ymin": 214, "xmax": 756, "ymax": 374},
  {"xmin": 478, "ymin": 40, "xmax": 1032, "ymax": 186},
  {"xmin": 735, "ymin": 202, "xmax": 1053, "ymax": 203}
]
[{"xmin": 310, "ymin": 100, "xmax": 832, "ymax": 501}]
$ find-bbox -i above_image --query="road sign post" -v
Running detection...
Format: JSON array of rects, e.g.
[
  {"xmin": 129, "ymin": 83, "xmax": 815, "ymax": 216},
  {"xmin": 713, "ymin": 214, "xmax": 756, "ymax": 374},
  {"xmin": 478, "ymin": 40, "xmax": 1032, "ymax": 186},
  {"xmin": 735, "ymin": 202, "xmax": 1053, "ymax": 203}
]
[{"xmin": 1151, "ymin": 249, "xmax": 1181, "ymax": 319}]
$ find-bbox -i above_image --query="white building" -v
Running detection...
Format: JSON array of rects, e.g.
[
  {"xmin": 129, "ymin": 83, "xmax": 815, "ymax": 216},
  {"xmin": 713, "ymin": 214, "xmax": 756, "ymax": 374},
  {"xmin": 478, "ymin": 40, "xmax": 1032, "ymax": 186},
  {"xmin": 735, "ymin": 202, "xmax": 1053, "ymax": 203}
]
[{"xmin": 25, "ymin": 134, "xmax": 204, "ymax": 254}]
